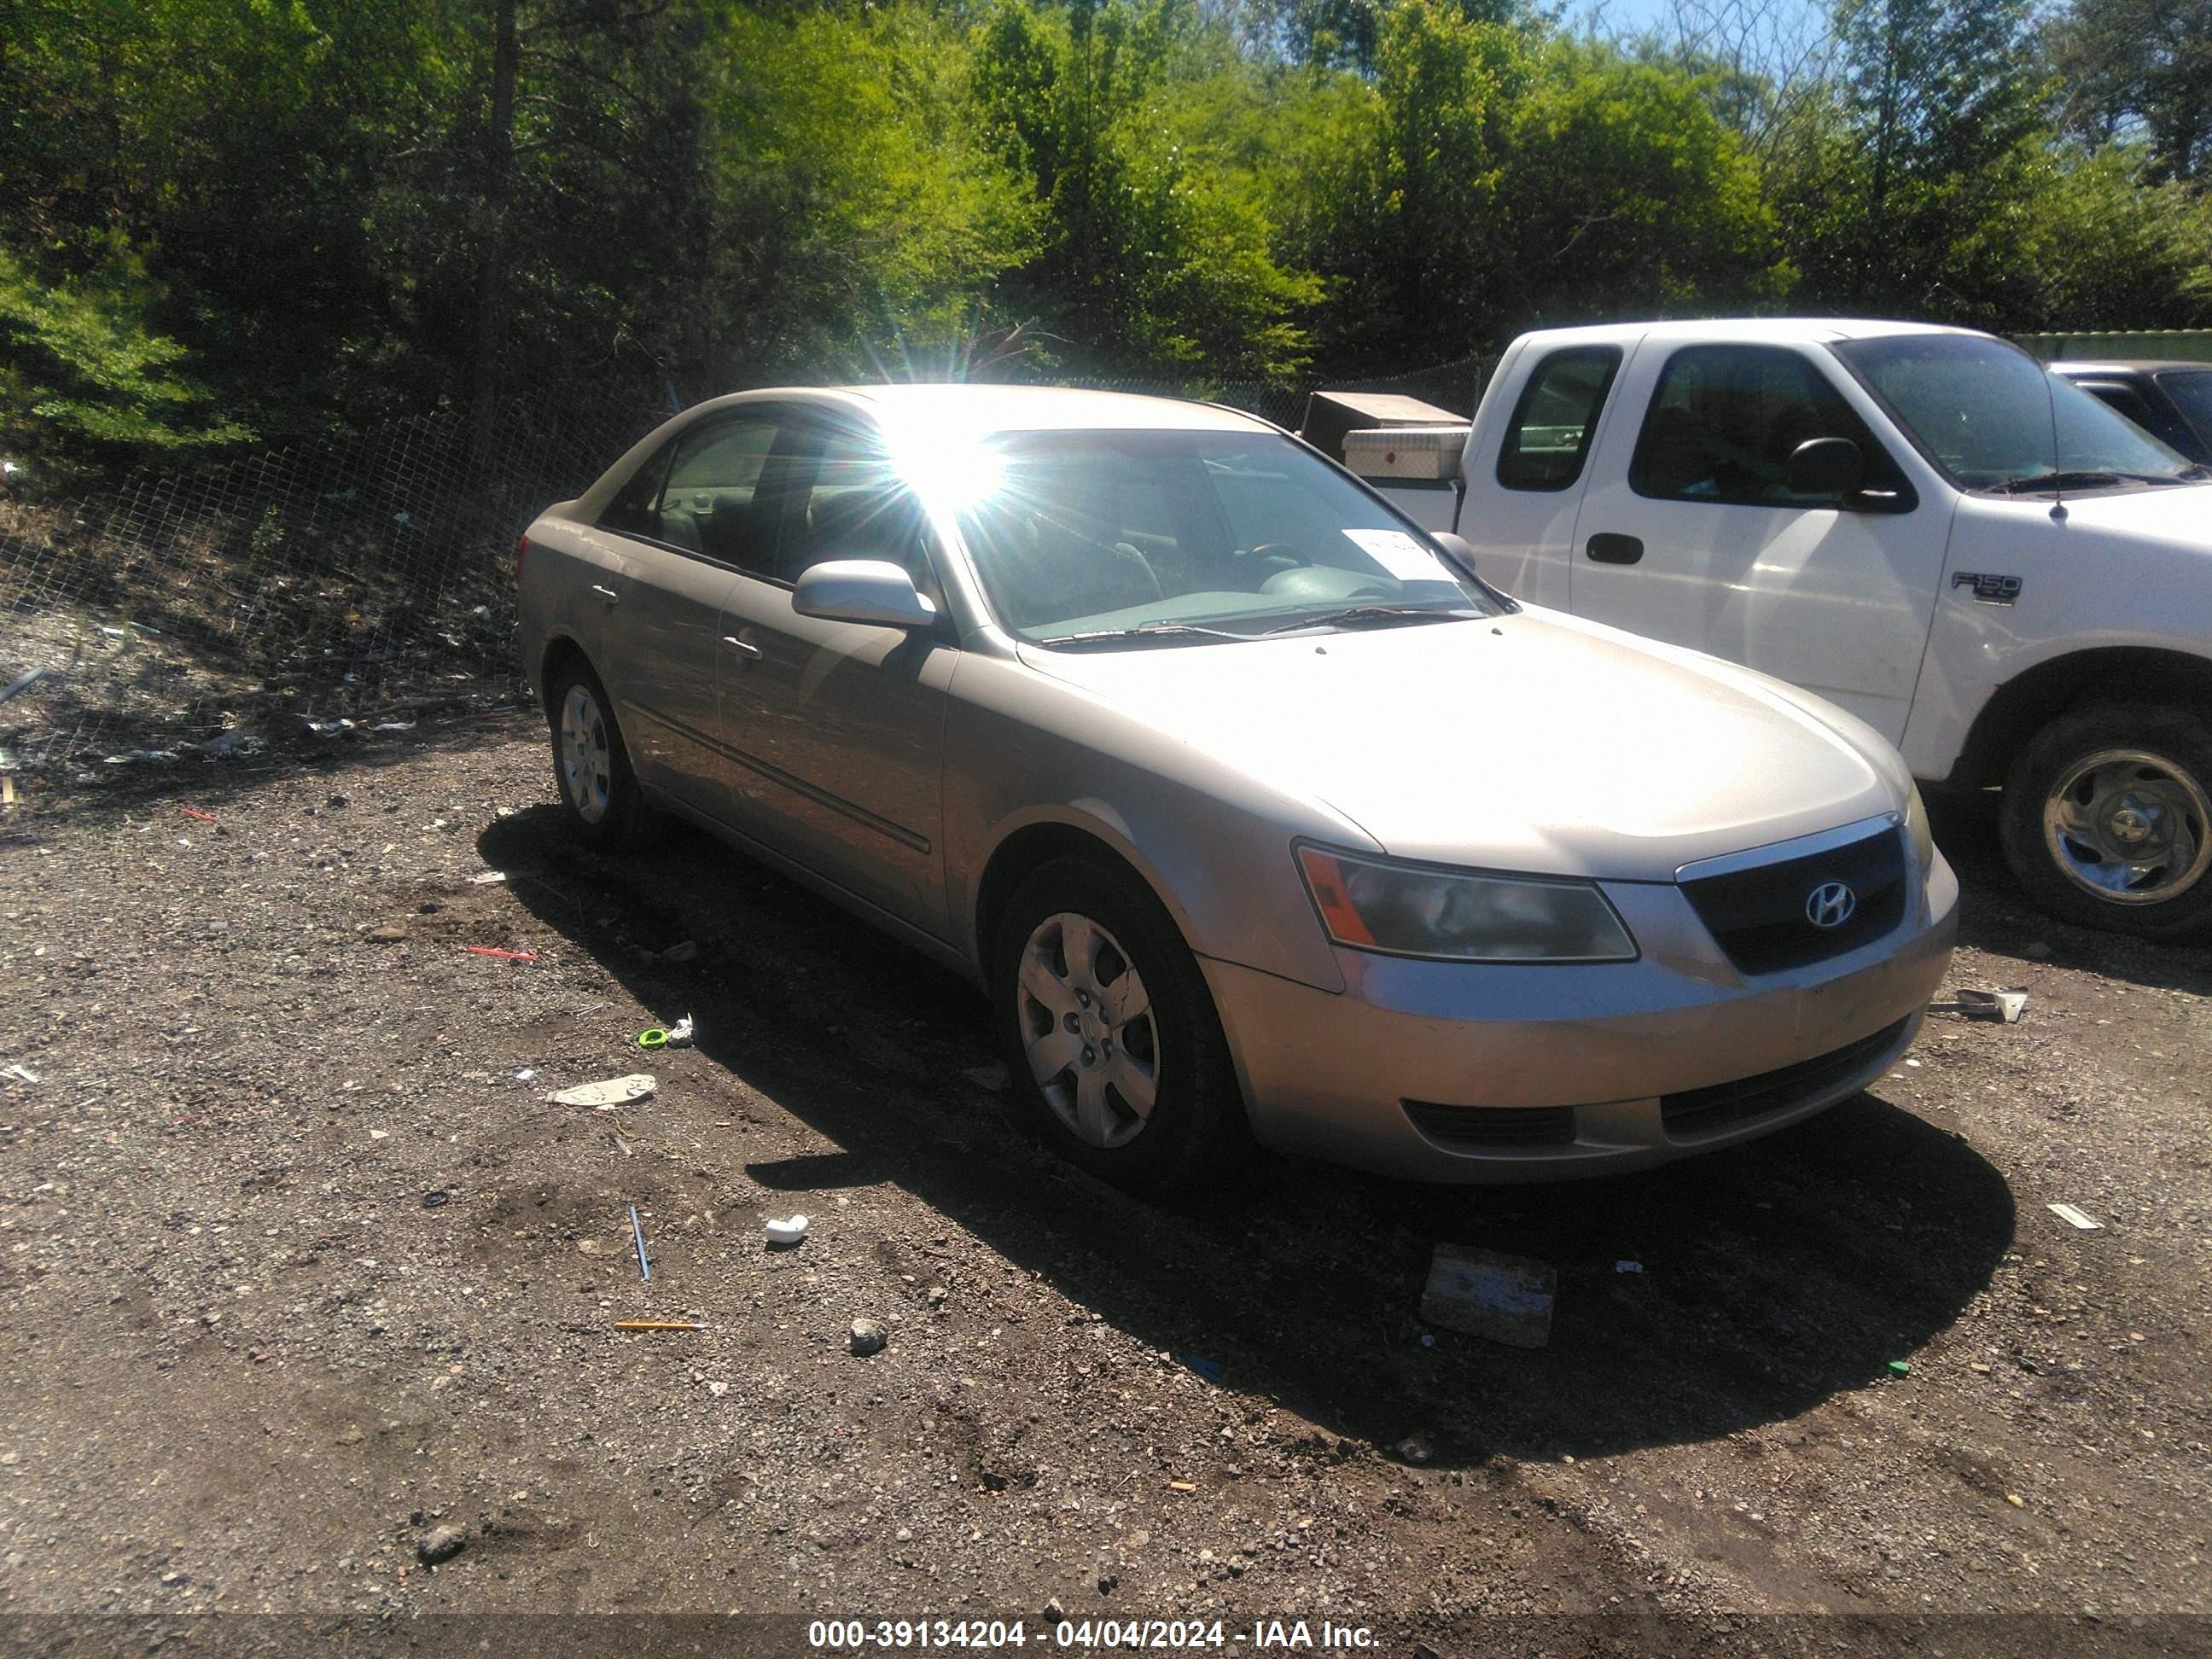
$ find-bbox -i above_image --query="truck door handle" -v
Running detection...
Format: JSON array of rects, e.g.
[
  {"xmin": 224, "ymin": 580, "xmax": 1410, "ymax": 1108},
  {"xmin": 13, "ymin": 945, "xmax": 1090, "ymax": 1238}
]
[
  {"xmin": 591, "ymin": 584, "xmax": 621, "ymax": 604},
  {"xmin": 1586, "ymin": 533, "xmax": 1644, "ymax": 565},
  {"xmin": 721, "ymin": 636, "xmax": 762, "ymax": 660}
]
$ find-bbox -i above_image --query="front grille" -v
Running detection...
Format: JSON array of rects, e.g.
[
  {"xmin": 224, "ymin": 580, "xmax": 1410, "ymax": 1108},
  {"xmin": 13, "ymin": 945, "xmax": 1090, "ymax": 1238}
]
[
  {"xmin": 1680, "ymin": 825, "xmax": 1907, "ymax": 975},
  {"xmin": 1403, "ymin": 1102, "xmax": 1577, "ymax": 1150},
  {"xmin": 1660, "ymin": 1016, "xmax": 1912, "ymax": 1138}
]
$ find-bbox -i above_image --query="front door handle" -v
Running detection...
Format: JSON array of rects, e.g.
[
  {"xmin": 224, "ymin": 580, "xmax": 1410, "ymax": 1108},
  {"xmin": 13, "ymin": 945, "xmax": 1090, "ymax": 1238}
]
[
  {"xmin": 1586, "ymin": 533, "xmax": 1644, "ymax": 565},
  {"xmin": 721, "ymin": 635, "xmax": 762, "ymax": 660},
  {"xmin": 591, "ymin": 584, "xmax": 621, "ymax": 604}
]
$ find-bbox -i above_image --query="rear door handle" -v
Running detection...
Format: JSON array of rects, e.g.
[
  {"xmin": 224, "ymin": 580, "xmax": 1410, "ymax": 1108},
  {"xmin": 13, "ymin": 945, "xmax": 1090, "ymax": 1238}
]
[
  {"xmin": 591, "ymin": 584, "xmax": 621, "ymax": 604},
  {"xmin": 1586, "ymin": 533, "xmax": 1644, "ymax": 565},
  {"xmin": 721, "ymin": 635, "xmax": 762, "ymax": 660}
]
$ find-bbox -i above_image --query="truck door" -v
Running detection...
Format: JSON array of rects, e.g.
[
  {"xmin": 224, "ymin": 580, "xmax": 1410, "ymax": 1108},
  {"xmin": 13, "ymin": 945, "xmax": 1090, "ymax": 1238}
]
[{"xmin": 1568, "ymin": 341, "xmax": 1949, "ymax": 747}]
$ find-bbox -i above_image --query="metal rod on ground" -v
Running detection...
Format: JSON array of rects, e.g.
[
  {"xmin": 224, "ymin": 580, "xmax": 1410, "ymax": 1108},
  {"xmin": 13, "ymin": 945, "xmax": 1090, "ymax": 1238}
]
[{"xmin": 630, "ymin": 1205, "xmax": 650, "ymax": 1282}]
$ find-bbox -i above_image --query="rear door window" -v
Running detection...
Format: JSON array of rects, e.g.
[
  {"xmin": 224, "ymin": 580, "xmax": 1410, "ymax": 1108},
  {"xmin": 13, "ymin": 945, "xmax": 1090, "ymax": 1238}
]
[
  {"xmin": 654, "ymin": 415, "xmax": 784, "ymax": 572},
  {"xmin": 599, "ymin": 443, "xmax": 673, "ymax": 537},
  {"xmin": 1496, "ymin": 346, "xmax": 1621, "ymax": 492},
  {"xmin": 1631, "ymin": 345, "xmax": 1907, "ymax": 508}
]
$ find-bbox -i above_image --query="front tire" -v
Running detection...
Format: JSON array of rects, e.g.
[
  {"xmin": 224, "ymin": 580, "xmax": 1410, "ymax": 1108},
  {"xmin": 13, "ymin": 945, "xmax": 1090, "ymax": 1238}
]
[
  {"xmin": 2000, "ymin": 702, "xmax": 2212, "ymax": 941},
  {"xmin": 546, "ymin": 660, "xmax": 667, "ymax": 852},
  {"xmin": 991, "ymin": 854, "xmax": 1249, "ymax": 1194}
]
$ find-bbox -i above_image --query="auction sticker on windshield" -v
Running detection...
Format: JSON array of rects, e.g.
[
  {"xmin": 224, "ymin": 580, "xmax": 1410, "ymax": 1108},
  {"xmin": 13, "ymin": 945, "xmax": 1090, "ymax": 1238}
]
[{"xmin": 1339, "ymin": 527, "xmax": 1438, "ymax": 581}]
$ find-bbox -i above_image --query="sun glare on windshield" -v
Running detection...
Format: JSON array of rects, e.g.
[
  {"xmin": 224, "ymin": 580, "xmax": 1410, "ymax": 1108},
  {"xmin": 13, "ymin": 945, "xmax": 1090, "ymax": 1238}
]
[{"xmin": 886, "ymin": 425, "xmax": 1008, "ymax": 513}]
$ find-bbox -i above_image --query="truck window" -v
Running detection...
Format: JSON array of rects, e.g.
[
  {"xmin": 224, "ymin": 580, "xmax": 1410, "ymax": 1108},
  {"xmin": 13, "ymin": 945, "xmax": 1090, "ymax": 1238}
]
[
  {"xmin": 1630, "ymin": 345, "xmax": 1902, "ymax": 509},
  {"xmin": 1496, "ymin": 347, "xmax": 1620, "ymax": 492}
]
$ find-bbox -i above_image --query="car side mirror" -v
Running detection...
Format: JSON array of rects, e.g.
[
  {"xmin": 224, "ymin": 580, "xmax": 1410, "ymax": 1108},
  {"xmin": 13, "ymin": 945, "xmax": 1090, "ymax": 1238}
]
[
  {"xmin": 1429, "ymin": 531, "xmax": 1482, "ymax": 582},
  {"xmin": 792, "ymin": 560, "xmax": 938, "ymax": 630},
  {"xmin": 1787, "ymin": 437, "xmax": 1865, "ymax": 498}
]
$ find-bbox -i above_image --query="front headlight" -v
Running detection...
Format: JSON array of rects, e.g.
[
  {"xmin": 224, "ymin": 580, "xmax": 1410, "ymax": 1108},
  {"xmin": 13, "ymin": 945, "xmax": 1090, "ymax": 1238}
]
[
  {"xmin": 1295, "ymin": 845, "xmax": 1638, "ymax": 963},
  {"xmin": 1905, "ymin": 785, "xmax": 1935, "ymax": 874}
]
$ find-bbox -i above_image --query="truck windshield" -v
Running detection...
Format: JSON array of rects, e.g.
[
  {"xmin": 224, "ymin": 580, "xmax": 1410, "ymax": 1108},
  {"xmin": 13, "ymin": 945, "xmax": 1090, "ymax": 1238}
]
[
  {"xmin": 1829, "ymin": 335, "xmax": 2203, "ymax": 493},
  {"xmin": 934, "ymin": 430, "xmax": 1499, "ymax": 646}
]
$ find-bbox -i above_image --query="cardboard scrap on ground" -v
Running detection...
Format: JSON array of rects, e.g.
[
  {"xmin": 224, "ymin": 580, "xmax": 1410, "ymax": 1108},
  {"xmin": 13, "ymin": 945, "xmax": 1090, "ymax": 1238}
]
[
  {"xmin": 1419, "ymin": 1243, "xmax": 1557, "ymax": 1348},
  {"xmin": 550, "ymin": 1074, "xmax": 656, "ymax": 1109}
]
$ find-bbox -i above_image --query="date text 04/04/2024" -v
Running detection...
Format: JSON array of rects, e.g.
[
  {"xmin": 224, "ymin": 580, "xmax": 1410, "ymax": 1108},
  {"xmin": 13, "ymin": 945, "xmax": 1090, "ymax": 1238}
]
[{"xmin": 804, "ymin": 1619, "xmax": 1377, "ymax": 1650}]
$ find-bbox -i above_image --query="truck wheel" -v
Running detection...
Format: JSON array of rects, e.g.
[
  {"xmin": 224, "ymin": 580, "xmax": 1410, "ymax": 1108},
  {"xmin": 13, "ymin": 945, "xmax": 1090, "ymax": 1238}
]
[
  {"xmin": 990, "ymin": 854, "xmax": 1251, "ymax": 1195},
  {"xmin": 546, "ymin": 660, "xmax": 668, "ymax": 852},
  {"xmin": 2000, "ymin": 703, "xmax": 2212, "ymax": 941}
]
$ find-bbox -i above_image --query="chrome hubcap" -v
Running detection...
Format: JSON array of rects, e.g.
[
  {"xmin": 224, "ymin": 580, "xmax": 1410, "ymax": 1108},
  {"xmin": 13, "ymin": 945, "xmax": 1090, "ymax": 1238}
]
[
  {"xmin": 2043, "ymin": 748, "xmax": 2212, "ymax": 905},
  {"xmin": 559, "ymin": 684, "xmax": 613, "ymax": 825},
  {"xmin": 1016, "ymin": 911, "xmax": 1159, "ymax": 1150}
]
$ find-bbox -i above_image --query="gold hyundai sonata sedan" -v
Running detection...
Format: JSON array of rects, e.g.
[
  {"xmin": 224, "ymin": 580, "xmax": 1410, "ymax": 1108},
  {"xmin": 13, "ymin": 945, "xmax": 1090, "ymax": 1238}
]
[{"xmin": 517, "ymin": 384, "xmax": 1957, "ymax": 1192}]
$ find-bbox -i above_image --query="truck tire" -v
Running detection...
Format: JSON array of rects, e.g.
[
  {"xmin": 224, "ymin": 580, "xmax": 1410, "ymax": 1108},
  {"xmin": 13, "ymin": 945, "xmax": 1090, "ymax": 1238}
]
[{"xmin": 2000, "ymin": 703, "xmax": 2212, "ymax": 941}]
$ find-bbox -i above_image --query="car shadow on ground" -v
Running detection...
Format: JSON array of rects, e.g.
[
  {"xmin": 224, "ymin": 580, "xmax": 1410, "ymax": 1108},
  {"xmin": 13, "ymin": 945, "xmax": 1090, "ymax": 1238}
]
[
  {"xmin": 1928, "ymin": 789, "xmax": 2212, "ymax": 995},
  {"xmin": 484, "ymin": 805, "xmax": 2014, "ymax": 1470}
]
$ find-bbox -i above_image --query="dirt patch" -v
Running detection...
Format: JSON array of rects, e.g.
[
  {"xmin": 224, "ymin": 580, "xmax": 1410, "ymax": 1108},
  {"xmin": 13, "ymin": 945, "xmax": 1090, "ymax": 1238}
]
[{"xmin": 0, "ymin": 725, "xmax": 2207, "ymax": 1648}]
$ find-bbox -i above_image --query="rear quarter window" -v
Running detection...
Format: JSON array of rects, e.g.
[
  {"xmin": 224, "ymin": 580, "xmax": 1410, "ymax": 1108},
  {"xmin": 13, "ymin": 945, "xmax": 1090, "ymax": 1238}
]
[{"xmin": 1496, "ymin": 347, "xmax": 1621, "ymax": 492}]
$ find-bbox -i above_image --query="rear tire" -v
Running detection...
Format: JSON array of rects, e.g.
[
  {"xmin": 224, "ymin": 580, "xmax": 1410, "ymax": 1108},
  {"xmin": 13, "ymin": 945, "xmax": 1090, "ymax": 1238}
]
[
  {"xmin": 546, "ymin": 659, "xmax": 668, "ymax": 852},
  {"xmin": 2000, "ymin": 702, "xmax": 2212, "ymax": 941},
  {"xmin": 991, "ymin": 854, "xmax": 1250, "ymax": 1195}
]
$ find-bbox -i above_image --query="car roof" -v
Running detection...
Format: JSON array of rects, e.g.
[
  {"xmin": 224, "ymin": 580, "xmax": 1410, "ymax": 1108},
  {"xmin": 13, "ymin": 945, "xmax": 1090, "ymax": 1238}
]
[
  {"xmin": 694, "ymin": 382, "xmax": 1275, "ymax": 435},
  {"xmin": 2050, "ymin": 359, "xmax": 2212, "ymax": 376},
  {"xmin": 1516, "ymin": 317, "xmax": 1983, "ymax": 348}
]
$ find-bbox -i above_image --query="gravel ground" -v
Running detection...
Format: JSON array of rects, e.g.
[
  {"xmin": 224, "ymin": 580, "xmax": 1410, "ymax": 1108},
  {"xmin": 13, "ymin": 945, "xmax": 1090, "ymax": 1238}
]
[{"xmin": 1, "ymin": 719, "xmax": 2207, "ymax": 1654}]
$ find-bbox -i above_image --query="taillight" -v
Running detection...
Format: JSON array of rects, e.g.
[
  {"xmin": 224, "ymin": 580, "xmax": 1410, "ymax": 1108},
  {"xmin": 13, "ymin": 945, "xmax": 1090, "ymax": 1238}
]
[{"xmin": 515, "ymin": 533, "xmax": 531, "ymax": 581}]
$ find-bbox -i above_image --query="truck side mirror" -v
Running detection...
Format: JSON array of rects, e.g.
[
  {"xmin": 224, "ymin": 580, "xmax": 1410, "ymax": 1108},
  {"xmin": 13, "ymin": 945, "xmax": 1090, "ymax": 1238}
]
[{"xmin": 1787, "ymin": 437, "xmax": 1864, "ymax": 498}]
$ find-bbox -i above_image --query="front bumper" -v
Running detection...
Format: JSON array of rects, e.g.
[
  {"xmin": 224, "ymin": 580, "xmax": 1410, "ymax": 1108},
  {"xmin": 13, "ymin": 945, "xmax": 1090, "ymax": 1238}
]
[{"xmin": 1202, "ymin": 850, "xmax": 1959, "ymax": 1182}]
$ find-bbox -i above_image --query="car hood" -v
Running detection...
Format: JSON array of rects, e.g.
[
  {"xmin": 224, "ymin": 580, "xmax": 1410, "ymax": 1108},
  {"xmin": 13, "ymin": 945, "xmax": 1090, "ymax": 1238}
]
[
  {"xmin": 1016, "ymin": 610, "xmax": 1905, "ymax": 881},
  {"xmin": 2020, "ymin": 480, "xmax": 2212, "ymax": 549}
]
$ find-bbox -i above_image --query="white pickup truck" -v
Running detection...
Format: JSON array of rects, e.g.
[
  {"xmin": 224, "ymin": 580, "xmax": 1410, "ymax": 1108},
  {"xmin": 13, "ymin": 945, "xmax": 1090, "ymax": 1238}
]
[{"xmin": 1336, "ymin": 319, "xmax": 2212, "ymax": 941}]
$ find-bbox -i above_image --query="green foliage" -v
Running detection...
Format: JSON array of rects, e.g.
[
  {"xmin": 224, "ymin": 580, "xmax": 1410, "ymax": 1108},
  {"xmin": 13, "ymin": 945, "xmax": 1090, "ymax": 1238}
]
[
  {"xmin": 975, "ymin": 0, "xmax": 1319, "ymax": 377},
  {"xmin": 0, "ymin": 0, "xmax": 2206, "ymax": 471},
  {"xmin": 711, "ymin": 3, "xmax": 1044, "ymax": 383},
  {"xmin": 0, "ymin": 246, "xmax": 249, "ymax": 468},
  {"xmin": 2047, "ymin": 0, "xmax": 2212, "ymax": 188},
  {"xmin": 1499, "ymin": 42, "xmax": 1784, "ymax": 323}
]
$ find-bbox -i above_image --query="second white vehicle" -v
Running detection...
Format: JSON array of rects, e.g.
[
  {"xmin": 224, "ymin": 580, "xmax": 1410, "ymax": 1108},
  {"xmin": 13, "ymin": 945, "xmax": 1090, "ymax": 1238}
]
[{"xmin": 1344, "ymin": 320, "xmax": 2212, "ymax": 940}]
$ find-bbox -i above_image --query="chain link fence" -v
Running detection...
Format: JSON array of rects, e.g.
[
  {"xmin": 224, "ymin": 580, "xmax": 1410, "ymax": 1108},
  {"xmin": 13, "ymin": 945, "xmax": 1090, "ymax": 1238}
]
[{"xmin": 0, "ymin": 357, "xmax": 1493, "ymax": 783}]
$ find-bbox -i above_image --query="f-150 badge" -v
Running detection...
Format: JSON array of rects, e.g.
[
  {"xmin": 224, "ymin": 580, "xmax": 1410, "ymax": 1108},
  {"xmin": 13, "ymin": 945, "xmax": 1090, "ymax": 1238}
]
[{"xmin": 1952, "ymin": 571, "xmax": 2023, "ymax": 604}]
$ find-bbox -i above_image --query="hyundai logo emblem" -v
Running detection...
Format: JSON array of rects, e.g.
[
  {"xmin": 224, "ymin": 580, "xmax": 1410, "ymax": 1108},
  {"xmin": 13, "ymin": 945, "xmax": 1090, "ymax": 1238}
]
[{"xmin": 1805, "ymin": 881, "xmax": 1857, "ymax": 929}]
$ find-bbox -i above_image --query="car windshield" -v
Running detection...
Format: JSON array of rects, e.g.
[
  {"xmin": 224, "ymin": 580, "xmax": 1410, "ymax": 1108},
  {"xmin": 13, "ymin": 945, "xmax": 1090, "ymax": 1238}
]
[
  {"xmin": 1830, "ymin": 335, "xmax": 2203, "ymax": 492},
  {"xmin": 926, "ymin": 429, "xmax": 1497, "ymax": 645},
  {"xmin": 2159, "ymin": 369, "xmax": 2212, "ymax": 440}
]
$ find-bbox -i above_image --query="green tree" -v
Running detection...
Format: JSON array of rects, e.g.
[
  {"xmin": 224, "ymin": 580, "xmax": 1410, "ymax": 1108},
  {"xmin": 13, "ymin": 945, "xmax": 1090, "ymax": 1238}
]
[
  {"xmin": 1773, "ymin": 0, "xmax": 2050, "ymax": 320},
  {"xmin": 974, "ymin": 0, "xmax": 1318, "ymax": 376},
  {"xmin": 0, "ymin": 243, "xmax": 248, "ymax": 469},
  {"xmin": 2048, "ymin": 0, "xmax": 2212, "ymax": 188},
  {"xmin": 1499, "ymin": 42, "xmax": 1784, "ymax": 323}
]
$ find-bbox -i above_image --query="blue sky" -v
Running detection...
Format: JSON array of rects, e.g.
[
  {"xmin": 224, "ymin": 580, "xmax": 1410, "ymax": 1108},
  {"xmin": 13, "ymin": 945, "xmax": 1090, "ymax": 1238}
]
[{"xmin": 1563, "ymin": 0, "xmax": 1832, "ymax": 54}]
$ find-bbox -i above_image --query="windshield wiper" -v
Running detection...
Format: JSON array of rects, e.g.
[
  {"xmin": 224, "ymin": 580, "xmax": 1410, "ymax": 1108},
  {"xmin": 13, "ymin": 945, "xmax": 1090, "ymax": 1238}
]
[
  {"xmin": 1991, "ymin": 469, "xmax": 2192, "ymax": 493},
  {"xmin": 1033, "ymin": 621, "xmax": 1250, "ymax": 649},
  {"xmin": 1259, "ymin": 604, "xmax": 1476, "ymax": 637}
]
